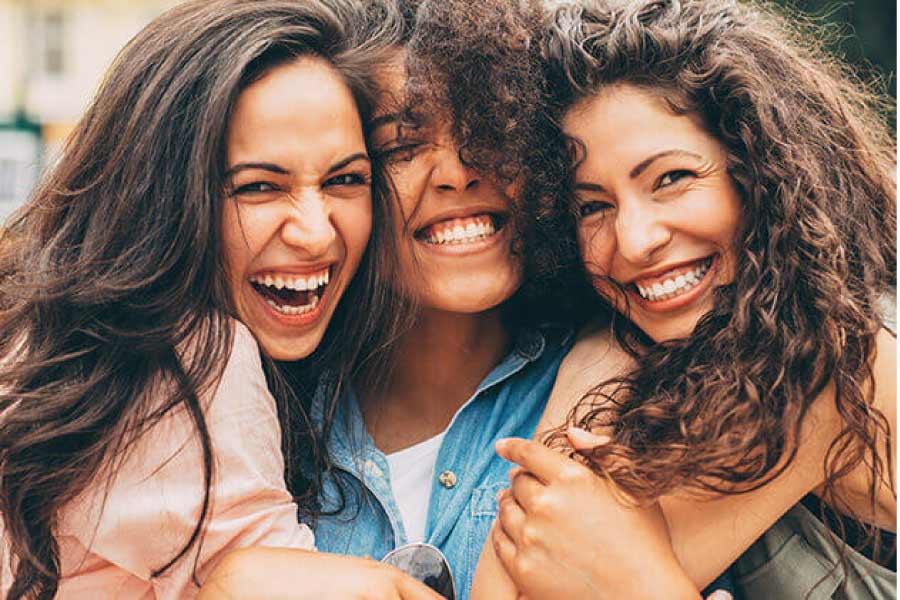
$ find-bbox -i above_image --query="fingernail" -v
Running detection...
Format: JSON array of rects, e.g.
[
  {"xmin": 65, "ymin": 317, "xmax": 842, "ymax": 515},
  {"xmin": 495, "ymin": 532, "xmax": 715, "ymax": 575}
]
[{"xmin": 706, "ymin": 591, "xmax": 733, "ymax": 600}]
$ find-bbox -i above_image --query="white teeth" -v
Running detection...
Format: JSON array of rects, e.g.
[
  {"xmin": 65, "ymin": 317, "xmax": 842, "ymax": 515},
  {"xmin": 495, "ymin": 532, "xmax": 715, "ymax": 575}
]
[
  {"xmin": 424, "ymin": 218, "xmax": 497, "ymax": 245},
  {"xmin": 250, "ymin": 268, "xmax": 331, "ymax": 295},
  {"xmin": 636, "ymin": 258, "xmax": 713, "ymax": 302},
  {"xmin": 265, "ymin": 298, "xmax": 317, "ymax": 316}
]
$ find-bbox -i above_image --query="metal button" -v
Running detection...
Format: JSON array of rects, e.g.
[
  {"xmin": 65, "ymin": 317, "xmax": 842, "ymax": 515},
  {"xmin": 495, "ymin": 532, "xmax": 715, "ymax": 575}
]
[{"xmin": 438, "ymin": 470, "xmax": 457, "ymax": 489}]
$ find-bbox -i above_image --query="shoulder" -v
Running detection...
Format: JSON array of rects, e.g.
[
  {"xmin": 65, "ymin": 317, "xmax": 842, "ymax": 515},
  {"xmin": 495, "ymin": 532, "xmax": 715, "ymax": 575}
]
[{"xmin": 536, "ymin": 321, "xmax": 633, "ymax": 433}]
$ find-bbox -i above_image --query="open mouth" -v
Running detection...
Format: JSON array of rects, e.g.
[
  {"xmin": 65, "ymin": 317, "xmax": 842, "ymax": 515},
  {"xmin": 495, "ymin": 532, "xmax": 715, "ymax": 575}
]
[
  {"xmin": 632, "ymin": 256, "xmax": 714, "ymax": 303},
  {"xmin": 414, "ymin": 213, "xmax": 508, "ymax": 246},
  {"xmin": 249, "ymin": 268, "xmax": 330, "ymax": 316}
]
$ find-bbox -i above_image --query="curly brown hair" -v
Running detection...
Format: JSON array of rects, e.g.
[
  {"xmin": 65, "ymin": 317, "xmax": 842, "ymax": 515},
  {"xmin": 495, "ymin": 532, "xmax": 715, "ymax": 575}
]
[
  {"xmin": 542, "ymin": 0, "xmax": 895, "ymax": 543},
  {"xmin": 384, "ymin": 0, "xmax": 591, "ymax": 324}
]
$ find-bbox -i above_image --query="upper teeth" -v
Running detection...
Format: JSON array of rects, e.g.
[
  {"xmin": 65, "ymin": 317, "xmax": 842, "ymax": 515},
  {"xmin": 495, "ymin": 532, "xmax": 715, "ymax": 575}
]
[
  {"xmin": 250, "ymin": 269, "xmax": 329, "ymax": 291},
  {"xmin": 424, "ymin": 216, "xmax": 496, "ymax": 245},
  {"xmin": 636, "ymin": 259, "xmax": 711, "ymax": 302}
]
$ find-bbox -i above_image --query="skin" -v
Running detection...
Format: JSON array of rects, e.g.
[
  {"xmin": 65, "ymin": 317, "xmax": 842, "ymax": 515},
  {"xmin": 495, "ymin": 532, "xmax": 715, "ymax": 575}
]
[
  {"xmin": 359, "ymin": 49, "xmax": 522, "ymax": 453},
  {"xmin": 200, "ymin": 48, "xmax": 526, "ymax": 598},
  {"xmin": 569, "ymin": 84, "xmax": 742, "ymax": 343},
  {"xmin": 200, "ymin": 57, "xmax": 441, "ymax": 600},
  {"xmin": 223, "ymin": 56, "xmax": 372, "ymax": 361},
  {"xmin": 471, "ymin": 84, "xmax": 897, "ymax": 600}
]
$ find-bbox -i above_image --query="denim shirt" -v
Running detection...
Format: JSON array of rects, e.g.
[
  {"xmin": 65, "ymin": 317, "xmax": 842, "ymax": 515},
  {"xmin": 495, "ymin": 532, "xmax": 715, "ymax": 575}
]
[{"xmin": 310, "ymin": 325, "xmax": 572, "ymax": 600}]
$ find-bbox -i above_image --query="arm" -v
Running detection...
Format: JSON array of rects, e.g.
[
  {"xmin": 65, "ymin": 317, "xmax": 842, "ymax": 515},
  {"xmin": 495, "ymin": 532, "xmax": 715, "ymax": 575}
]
[
  {"xmin": 198, "ymin": 548, "xmax": 443, "ymax": 600},
  {"xmin": 57, "ymin": 321, "xmax": 314, "ymax": 597},
  {"xmin": 475, "ymin": 326, "xmax": 896, "ymax": 595}
]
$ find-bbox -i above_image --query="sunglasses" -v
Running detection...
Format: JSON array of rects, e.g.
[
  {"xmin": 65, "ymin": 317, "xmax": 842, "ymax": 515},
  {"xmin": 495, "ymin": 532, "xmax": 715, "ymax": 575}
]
[{"xmin": 381, "ymin": 542, "xmax": 456, "ymax": 600}]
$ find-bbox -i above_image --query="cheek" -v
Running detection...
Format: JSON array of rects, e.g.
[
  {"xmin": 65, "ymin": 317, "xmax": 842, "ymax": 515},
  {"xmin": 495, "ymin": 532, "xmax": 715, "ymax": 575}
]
[{"xmin": 336, "ymin": 199, "xmax": 373, "ymax": 264}]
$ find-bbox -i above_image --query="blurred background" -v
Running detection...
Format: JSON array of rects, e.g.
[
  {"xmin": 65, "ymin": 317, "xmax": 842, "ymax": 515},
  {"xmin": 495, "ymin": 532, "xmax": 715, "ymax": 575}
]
[{"xmin": 0, "ymin": 0, "xmax": 895, "ymax": 222}]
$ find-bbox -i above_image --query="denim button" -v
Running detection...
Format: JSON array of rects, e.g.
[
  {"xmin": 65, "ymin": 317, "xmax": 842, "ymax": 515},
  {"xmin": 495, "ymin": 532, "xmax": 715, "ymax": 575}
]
[{"xmin": 438, "ymin": 470, "xmax": 457, "ymax": 488}]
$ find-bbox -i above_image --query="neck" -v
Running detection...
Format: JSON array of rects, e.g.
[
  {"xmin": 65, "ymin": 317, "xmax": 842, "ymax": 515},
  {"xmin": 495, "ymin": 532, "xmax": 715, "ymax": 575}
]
[{"xmin": 360, "ymin": 306, "xmax": 510, "ymax": 453}]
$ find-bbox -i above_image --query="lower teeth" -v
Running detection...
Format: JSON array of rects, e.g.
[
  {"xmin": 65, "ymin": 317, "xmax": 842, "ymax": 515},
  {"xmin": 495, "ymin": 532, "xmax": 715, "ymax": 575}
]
[{"xmin": 266, "ymin": 294, "xmax": 319, "ymax": 315}]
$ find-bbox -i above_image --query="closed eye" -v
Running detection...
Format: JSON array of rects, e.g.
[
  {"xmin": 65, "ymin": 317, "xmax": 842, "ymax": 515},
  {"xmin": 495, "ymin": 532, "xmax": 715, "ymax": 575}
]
[
  {"xmin": 578, "ymin": 200, "xmax": 615, "ymax": 219},
  {"xmin": 656, "ymin": 169, "xmax": 695, "ymax": 190},
  {"xmin": 377, "ymin": 142, "xmax": 425, "ymax": 163}
]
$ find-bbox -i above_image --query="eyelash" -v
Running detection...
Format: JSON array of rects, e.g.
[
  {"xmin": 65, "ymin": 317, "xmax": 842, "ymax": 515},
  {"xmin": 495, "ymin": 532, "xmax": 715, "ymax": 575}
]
[
  {"xmin": 325, "ymin": 172, "xmax": 370, "ymax": 187},
  {"xmin": 578, "ymin": 200, "xmax": 614, "ymax": 219},
  {"xmin": 656, "ymin": 169, "xmax": 695, "ymax": 190},
  {"xmin": 378, "ymin": 142, "xmax": 424, "ymax": 163},
  {"xmin": 232, "ymin": 181, "xmax": 277, "ymax": 195}
]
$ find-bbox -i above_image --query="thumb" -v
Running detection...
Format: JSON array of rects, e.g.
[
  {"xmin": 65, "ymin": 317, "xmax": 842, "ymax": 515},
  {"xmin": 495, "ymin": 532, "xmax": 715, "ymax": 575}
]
[{"xmin": 566, "ymin": 426, "xmax": 611, "ymax": 451}]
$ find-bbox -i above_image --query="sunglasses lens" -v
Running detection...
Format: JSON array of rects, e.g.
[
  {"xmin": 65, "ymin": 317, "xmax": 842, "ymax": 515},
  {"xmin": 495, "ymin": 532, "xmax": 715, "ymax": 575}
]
[{"xmin": 382, "ymin": 544, "xmax": 456, "ymax": 600}]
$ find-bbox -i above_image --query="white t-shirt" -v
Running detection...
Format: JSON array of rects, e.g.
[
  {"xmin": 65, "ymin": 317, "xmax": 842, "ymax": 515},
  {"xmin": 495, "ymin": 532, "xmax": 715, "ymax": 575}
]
[{"xmin": 386, "ymin": 431, "xmax": 447, "ymax": 543}]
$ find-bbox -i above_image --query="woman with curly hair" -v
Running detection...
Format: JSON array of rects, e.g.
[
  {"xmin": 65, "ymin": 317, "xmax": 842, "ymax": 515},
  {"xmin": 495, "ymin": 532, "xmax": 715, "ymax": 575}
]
[
  {"xmin": 200, "ymin": 1, "xmax": 585, "ymax": 598},
  {"xmin": 480, "ymin": 0, "xmax": 896, "ymax": 598},
  {"xmin": 0, "ymin": 1, "xmax": 443, "ymax": 598}
]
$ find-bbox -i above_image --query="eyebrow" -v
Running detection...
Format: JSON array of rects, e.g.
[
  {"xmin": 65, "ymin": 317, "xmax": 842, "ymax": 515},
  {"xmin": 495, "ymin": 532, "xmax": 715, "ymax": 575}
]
[
  {"xmin": 575, "ymin": 148, "xmax": 705, "ymax": 193},
  {"xmin": 629, "ymin": 149, "xmax": 703, "ymax": 179},
  {"xmin": 226, "ymin": 153, "xmax": 370, "ymax": 179}
]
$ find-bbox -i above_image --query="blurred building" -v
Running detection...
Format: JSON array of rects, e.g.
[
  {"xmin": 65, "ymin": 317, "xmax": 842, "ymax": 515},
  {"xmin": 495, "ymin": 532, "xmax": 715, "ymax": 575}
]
[{"xmin": 0, "ymin": 0, "xmax": 179, "ymax": 219}]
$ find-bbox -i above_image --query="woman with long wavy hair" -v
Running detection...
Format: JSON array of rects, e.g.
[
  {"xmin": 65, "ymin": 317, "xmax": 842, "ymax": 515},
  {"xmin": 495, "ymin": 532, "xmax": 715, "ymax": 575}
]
[
  {"xmin": 0, "ymin": 1, "xmax": 443, "ymax": 598},
  {"xmin": 476, "ymin": 0, "xmax": 895, "ymax": 598}
]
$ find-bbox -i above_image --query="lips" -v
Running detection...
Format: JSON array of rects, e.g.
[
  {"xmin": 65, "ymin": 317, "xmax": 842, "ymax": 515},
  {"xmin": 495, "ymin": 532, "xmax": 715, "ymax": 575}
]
[
  {"xmin": 632, "ymin": 256, "xmax": 714, "ymax": 303},
  {"xmin": 249, "ymin": 268, "xmax": 330, "ymax": 315}
]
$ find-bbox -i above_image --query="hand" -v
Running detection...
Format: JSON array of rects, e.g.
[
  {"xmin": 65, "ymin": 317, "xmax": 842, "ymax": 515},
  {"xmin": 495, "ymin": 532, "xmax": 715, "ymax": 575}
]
[
  {"xmin": 198, "ymin": 547, "xmax": 444, "ymax": 600},
  {"xmin": 492, "ymin": 435, "xmax": 700, "ymax": 600}
]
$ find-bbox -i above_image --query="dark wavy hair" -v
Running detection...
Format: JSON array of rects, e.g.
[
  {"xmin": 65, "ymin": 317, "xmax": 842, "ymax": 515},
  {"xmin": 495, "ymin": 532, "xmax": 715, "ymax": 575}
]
[
  {"xmin": 541, "ymin": 0, "xmax": 895, "ymax": 549},
  {"xmin": 381, "ymin": 0, "xmax": 588, "ymax": 327},
  {"xmin": 0, "ymin": 1, "xmax": 404, "ymax": 598}
]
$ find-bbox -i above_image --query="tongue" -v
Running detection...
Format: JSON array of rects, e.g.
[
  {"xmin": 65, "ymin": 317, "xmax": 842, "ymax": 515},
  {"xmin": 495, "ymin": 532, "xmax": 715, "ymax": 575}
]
[{"xmin": 255, "ymin": 284, "xmax": 314, "ymax": 307}]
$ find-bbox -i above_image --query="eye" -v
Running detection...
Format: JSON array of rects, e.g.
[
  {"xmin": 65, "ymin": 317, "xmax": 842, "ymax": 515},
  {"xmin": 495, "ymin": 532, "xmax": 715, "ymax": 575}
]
[
  {"xmin": 656, "ymin": 169, "xmax": 695, "ymax": 189},
  {"xmin": 377, "ymin": 142, "xmax": 425, "ymax": 163},
  {"xmin": 231, "ymin": 181, "xmax": 278, "ymax": 195},
  {"xmin": 578, "ymin": 200, "xmax": 615, "ymax": 219},
  {"xmin": 325, "ymin": 172, "xmax": 370, "ymax": 187}
]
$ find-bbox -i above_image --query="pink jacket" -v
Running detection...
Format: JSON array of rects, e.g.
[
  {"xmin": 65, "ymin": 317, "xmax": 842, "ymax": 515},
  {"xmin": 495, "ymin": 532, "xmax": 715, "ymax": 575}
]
[{"xmin": 1, "ymin": 321, "xmax": 314, "ymax": 598}]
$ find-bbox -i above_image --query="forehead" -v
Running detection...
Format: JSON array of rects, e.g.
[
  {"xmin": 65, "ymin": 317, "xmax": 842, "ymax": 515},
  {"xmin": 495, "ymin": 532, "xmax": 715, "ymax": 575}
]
[
  {"xmin": 564, "ymin": 84, "xmax": 720, "ymax": 157},
  {"xmin": 227, "ymin": 56, "xmax": 364, "ymax": 163}
]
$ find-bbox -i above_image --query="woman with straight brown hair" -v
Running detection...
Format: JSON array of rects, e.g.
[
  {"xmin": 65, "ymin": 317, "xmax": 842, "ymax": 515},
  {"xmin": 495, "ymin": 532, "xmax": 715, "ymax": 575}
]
[{"xmin": 0, "ymin": 1, "xmax": 441, "ymax": 598}]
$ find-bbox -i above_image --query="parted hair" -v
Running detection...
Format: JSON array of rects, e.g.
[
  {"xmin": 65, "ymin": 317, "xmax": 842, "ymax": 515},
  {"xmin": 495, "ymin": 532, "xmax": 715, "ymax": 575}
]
[
  {"xmin": 543, "ymin": 0, "xmax": 895, "ymax": 542},
  {"xmin": 0, "ymin": 1, "xmax": 405, "ymax": 598}
]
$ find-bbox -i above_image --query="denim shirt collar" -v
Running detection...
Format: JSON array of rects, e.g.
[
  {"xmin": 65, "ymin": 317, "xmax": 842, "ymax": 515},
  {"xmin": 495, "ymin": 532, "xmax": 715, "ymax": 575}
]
[{"xmin": 309, "ymin": 324, "xmax": 557, "ymax": 433}]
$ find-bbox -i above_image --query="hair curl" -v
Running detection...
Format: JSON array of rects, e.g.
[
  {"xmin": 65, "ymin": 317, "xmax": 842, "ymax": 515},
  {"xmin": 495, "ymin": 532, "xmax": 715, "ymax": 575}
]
[
  {"xmin": 0, "ymin": 1, "xmax": 404, "ymax": 598},
  {"xmin": 541, "ymin": 0, "xmax": 895, "ymax": 555}
]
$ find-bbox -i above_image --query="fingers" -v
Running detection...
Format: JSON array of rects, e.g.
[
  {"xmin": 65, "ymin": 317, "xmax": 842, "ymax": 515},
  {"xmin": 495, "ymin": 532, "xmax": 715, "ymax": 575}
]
[
  {"xmin": 393, "ymin": 567, "xmax": 445, "ymax": 600},
  {"xmin": 496, "ymin": 437, "xmax": 573, "ymax": 484},
  {"xmin": 491, "ymin": 521, "xmax": 518, "ymax": 577},
  {"xmin": 509, "ymin": 470, "xmax": 546, "ymax": 515},
  {"xmin": 566, "ymin": 426, "xmax": 611, "ymax": 451},
  {"xmin": 497, "ymin": 487, "xmax": 527, "ymax": 544}
]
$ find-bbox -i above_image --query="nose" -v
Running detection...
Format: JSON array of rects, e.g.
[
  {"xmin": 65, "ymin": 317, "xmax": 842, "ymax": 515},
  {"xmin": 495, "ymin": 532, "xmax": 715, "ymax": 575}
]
[
  {"xmin": 280, "ymin": 190, "xmax": 336, "ymax": 258},
  {"xmin": 431, "ymin": 144, "xmax": 480, "ymax": 192},
  {"xmin": 614, "ymin": 197, "xmax": 671, "ymax": 265}
]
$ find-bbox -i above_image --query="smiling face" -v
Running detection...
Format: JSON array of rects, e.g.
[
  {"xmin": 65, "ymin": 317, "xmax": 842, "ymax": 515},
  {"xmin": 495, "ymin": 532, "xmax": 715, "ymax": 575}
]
[
  {"xmin": 222, "ymin": 56, "xmax": 372, "ymax": 360},
  {"xmin": 564, "ymin": 84, "xmax": 742, "ymax": 342},
  {"xmin": 370, "ymin": 51, "xmax": 522, "ymax": 314}
]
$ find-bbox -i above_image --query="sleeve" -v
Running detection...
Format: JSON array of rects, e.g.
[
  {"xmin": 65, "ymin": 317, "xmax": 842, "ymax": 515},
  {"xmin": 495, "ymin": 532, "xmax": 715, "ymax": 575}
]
[{"xmin": 57, "ymin": 320, "xmax": 315, "ymax": 599}]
